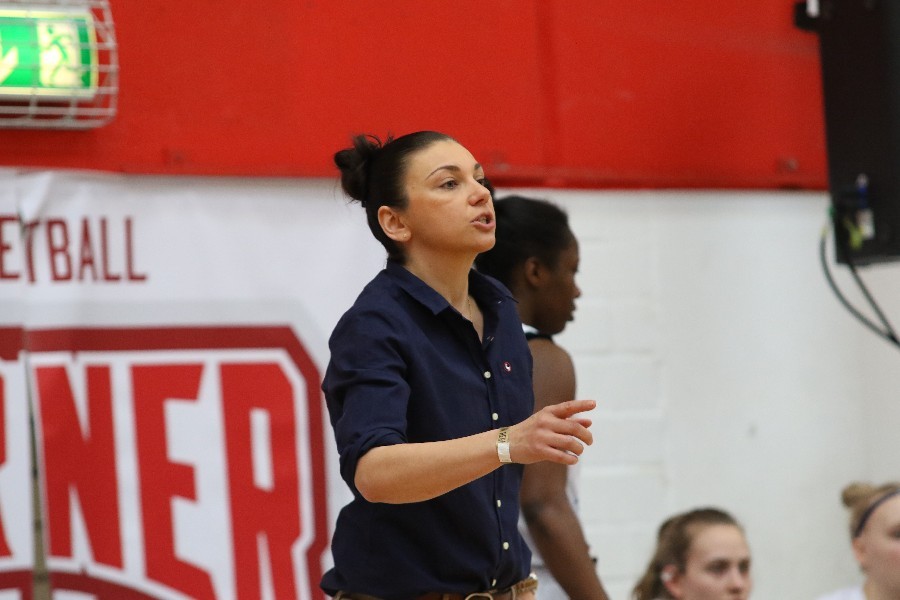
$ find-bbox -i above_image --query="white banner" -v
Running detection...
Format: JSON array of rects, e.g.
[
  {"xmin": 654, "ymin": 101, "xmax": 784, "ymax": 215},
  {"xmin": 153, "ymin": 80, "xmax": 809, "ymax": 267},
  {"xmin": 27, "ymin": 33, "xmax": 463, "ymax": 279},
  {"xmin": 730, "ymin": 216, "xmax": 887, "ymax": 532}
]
[
  {"xmin": 0, "ymin": 169, "xmax": 385, "ymax": 600},
  {"xmin": 0, "ymin": 170, "xmax": 33, "ymax": 600}
]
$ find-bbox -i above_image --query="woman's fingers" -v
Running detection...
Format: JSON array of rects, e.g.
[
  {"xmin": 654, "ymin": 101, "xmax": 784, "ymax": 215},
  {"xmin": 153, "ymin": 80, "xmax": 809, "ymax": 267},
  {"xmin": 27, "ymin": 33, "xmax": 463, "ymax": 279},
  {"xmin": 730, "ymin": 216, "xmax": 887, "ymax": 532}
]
[
  {"xmin": 550, "ymin": 399, "xmax": 596, "ymax": 419},
  {"xmin": 510, "ymin": 400, "xmax": 596, "ymax": 464}
]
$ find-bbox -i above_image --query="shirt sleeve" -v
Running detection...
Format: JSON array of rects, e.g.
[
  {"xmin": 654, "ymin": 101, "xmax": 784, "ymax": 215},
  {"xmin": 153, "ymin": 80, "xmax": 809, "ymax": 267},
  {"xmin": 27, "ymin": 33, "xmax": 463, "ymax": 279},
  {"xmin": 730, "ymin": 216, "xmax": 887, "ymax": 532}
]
[{"xmin": 323, "ymin": 306, "xmax": 410, "ymax": 495}]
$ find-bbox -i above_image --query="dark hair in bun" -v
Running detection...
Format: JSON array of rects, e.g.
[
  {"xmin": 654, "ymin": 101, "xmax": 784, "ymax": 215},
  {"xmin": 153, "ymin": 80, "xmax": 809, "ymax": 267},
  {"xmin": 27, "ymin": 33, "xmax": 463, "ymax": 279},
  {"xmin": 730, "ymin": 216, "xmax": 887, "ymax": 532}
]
[
  {"xmin": 334, "ymin": 131, "xmax": 454, "ymax": 262},
  {"xmin": 475, "ymin": 195, "xmax": 572, "ymax": 288}
]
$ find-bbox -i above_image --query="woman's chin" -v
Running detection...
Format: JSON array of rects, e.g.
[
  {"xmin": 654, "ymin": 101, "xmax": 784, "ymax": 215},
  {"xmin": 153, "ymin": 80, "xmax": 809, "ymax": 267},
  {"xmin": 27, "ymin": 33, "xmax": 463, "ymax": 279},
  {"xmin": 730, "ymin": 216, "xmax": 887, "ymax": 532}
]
[{"xmin": 473, "ymin": 236, "xmax": 496, "ymax": 254}]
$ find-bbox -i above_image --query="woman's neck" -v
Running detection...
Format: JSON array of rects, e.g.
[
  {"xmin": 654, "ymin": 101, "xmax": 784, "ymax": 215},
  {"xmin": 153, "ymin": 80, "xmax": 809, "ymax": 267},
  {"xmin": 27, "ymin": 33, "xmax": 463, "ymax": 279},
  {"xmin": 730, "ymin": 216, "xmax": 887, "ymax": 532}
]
[
  {"xmin": 403, "ymin": 252, "xmax": 473, "ymax": 309},
  {"xmin": 514, "ymin": 296, "xmax": 537, "ymax": 329},
  {"xmin": 864, "ymin": 579, "xmax": 900, "ymax": 600}
]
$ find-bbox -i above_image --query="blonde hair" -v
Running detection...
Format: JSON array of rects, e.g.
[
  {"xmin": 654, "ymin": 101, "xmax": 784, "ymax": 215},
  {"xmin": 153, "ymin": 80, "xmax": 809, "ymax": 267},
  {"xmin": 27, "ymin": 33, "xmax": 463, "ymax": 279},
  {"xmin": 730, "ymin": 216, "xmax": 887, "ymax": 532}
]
[
  {"xmin": 841, "ymin": 481, "xmax": 900, "ymax": 539},
  {"xmin": 632, "ymin": 508, "xmax": 743, "ymax": 600}
]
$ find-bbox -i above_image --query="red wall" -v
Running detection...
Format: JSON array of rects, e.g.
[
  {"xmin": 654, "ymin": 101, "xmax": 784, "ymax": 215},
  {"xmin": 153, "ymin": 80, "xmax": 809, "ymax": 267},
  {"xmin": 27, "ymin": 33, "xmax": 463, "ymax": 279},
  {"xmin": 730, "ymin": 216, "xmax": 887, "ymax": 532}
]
[{"xmin": 0, "ymin": 1, "xmax": 826, "ymax": 189}]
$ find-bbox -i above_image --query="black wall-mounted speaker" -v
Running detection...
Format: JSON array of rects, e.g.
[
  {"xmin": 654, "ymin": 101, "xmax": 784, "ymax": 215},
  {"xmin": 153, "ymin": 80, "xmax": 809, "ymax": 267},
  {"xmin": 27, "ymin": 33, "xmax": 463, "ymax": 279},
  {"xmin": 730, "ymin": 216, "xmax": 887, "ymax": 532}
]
[{"xmin": 800, "ymin": 0, "xmax": 900, "ymax": 264}]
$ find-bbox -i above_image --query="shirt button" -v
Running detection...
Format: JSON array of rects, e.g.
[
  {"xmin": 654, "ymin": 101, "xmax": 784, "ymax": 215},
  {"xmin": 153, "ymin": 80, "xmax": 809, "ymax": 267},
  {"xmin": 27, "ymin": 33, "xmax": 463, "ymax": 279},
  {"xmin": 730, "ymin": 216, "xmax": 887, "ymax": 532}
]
[
  {"xmin": 502, "ymin": 542, "xmax": 510, "ymax": 550},
  {"xmin": 496, "ymin": 499, "xmax": 502, "ymax": 508},
  {"xmin": 492, "ymin": 579, "xmax": 497, "ymax": 587},
  {"xmin": 492, "ymin": 412, "xmax": 499, "ymax": 421},
  {"xmin": 484, "ymin": 371, "xmax": 492, "ymax": 379}
]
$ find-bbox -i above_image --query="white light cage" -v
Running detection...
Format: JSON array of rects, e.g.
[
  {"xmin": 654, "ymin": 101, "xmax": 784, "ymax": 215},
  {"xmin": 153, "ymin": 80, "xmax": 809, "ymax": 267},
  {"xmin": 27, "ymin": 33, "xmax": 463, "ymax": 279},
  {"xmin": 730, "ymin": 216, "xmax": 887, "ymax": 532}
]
[{"xmin": 0, "ymin": 0, "xmax": 117, "ymax": 128}]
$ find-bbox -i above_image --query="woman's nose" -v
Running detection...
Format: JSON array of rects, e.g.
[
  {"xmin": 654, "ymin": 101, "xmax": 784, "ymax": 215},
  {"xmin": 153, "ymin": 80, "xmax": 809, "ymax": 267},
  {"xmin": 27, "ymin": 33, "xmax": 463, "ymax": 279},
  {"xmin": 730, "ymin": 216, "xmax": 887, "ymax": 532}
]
[
  {"xmin": 470, "ymin": 180, "xmax": 490, "ymax": 204},
  {"xmin": 727, "ymin": 568, "xmax": 750, "ymax": 591}
]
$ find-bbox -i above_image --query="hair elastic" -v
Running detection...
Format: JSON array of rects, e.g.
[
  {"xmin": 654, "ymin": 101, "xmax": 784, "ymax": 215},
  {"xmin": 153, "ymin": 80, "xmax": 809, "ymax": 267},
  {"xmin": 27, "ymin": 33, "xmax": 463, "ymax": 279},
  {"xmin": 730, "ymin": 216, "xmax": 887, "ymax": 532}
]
[{"xmin": 854, "ymin": 488, "xmax": 900, "ymax": 538}]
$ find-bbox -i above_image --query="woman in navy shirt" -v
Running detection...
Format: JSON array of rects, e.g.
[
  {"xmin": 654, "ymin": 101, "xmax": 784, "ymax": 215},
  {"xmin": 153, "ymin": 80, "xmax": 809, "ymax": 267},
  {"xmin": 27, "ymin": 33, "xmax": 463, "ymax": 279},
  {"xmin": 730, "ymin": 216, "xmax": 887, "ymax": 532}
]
[{"xmin": 321, "ymin": 131, "xmax": 595, "ymax": 600}]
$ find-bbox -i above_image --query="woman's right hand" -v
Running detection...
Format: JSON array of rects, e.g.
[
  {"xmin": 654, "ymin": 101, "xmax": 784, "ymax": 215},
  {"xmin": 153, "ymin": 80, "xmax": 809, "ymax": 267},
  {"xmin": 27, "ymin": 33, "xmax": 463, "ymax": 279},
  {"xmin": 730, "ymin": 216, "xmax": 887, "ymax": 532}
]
[{"xmin": 507, "ymin": 399, "xmax": 595, "ymax": 465}]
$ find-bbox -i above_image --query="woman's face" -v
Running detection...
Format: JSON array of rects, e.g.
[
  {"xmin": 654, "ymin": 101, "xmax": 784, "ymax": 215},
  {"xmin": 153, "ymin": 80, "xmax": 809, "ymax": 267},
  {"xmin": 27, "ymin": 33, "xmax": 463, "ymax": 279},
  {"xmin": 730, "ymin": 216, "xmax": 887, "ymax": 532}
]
[
  {"xmin": 854, "ymin": 494, "xmax": 900, "ymax": 592},
  {"xmin": 396, "ymin": 139, "xmax": 494, "ymax": 259},
  {"xmin": 533, "ymin": 234, "xmax": 581, "ymax": 335},
  {"xmin": 665, "ymin": 524, "xmax": 752, "ymax": 600}
]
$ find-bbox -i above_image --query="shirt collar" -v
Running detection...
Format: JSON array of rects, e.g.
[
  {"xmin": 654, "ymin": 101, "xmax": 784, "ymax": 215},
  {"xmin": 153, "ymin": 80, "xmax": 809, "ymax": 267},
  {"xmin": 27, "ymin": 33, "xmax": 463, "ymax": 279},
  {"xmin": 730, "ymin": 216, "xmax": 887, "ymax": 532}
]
[{"xmin": 385, "ymin": 260, "xmax": 513, "ymax": 315}]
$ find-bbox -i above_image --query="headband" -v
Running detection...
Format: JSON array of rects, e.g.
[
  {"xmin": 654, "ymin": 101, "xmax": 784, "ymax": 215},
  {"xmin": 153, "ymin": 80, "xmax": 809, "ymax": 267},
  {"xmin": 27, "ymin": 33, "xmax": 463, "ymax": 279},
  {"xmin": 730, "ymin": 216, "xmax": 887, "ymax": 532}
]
[{"xmin": 853, "ymin": 489, "xmax": 900, "ymax": 538}]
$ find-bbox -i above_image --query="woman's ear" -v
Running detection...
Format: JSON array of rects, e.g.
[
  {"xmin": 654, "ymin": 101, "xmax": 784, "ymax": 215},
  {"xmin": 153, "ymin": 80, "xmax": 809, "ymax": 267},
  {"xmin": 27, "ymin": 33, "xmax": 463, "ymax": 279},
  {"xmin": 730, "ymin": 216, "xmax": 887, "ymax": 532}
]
[
  {"xmin": 852, "ymin": 536, "xmax": 868, "ymax": 571},
  {"xmin": 377, "ymin": 205, "xmax": 410, "ymax": 243},
  {"xmin": 661, "ymin": 565, "xmax": 683, "ymax": 598},
  {"xmin": 523, "ymin": 256, "xmax": 545, "ymax": 287}
]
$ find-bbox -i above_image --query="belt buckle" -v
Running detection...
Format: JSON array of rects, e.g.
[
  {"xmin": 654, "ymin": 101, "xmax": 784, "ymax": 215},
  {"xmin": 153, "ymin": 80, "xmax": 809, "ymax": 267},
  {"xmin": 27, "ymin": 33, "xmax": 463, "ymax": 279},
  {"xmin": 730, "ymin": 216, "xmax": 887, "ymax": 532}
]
[{"xmin": 464, "ymin": 594, "xmax": 494, "ymax": 600}]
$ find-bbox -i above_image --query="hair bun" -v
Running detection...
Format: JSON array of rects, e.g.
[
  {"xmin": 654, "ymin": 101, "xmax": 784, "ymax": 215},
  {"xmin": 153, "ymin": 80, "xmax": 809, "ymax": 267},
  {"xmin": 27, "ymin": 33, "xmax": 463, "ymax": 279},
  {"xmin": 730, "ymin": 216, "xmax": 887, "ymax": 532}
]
[
  {"xmin": 841, "ymin": 482, "xmax": 877, "ymax": 508},
  {"xmin": 334, "ymin": 134, "xmax": 390, "ymax": 204}
]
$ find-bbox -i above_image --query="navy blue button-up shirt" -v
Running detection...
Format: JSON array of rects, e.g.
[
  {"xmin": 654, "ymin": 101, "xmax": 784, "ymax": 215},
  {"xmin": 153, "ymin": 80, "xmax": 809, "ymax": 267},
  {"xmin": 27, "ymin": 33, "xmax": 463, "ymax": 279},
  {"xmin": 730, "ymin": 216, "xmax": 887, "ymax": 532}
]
[{"xmin": 320, "ymin": 261, "xmax": 534, "ymax": 600}]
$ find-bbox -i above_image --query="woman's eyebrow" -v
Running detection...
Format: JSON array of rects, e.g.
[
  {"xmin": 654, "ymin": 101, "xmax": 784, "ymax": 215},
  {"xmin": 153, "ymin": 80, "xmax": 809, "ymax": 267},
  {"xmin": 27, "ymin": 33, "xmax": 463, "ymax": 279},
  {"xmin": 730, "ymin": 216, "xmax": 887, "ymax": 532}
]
[
  {"xmin": 427, "ymin": 163, "xmax": 483, "ymax": 178},
  {"xmin": 425, "ymin": 165, "xmax": 456, "ymax": 180}
]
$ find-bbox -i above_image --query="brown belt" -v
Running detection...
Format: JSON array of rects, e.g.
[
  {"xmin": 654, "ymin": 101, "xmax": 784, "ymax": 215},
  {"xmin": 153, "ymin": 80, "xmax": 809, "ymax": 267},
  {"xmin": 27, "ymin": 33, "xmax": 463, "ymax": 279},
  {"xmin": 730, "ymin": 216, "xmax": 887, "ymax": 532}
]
[{"xmin": 335, "ymin": 573, "xmax": 538, "ymax": 600}]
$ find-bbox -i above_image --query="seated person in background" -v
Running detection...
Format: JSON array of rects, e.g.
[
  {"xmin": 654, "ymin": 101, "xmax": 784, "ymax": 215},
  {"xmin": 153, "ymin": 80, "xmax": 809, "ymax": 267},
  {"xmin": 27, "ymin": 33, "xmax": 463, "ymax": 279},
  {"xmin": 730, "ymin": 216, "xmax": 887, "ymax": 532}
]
[
  {"xmin": 815, "ymin": 481, "xmax": 900, "ymax": 600},
  {"xmin": 475, "ymin": 195, "xmax": 610, "ymax": 599},
  {"xmin": 632, "ymin": 507, "xmax": 752, "ymax": 600}
]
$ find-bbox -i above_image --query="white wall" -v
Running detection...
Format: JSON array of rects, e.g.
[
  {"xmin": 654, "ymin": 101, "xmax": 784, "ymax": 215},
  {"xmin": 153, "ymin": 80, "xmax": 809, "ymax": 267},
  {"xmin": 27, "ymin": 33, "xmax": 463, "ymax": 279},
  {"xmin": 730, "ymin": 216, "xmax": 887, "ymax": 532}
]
[
  {"xmin": 514, "ymin": 188, "xmax": 900, "ymax": 599},
  {"xmin": 7, "ymin": 172, "xmax": 899, "ymax": 599}
]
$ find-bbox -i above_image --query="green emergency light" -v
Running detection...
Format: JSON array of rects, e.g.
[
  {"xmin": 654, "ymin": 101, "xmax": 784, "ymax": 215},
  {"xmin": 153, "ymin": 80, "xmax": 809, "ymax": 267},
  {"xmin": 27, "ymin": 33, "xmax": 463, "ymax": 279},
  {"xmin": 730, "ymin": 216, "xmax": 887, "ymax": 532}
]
[{"xmin": 0, "ymin": 7, "xmax": 98, "ymax": 99}]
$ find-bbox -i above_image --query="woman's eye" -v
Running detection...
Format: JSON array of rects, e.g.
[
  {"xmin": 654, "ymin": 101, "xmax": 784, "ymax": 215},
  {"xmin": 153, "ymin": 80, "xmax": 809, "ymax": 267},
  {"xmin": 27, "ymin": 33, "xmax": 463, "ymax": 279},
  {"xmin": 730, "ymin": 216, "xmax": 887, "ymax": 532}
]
[
  {"xmin": 706, "ymin": 562, "xmax": 729, "ymax": 575},
  {"xmin": 441, "ymin": 180, "xmax": 458, "ymax": 189}
]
